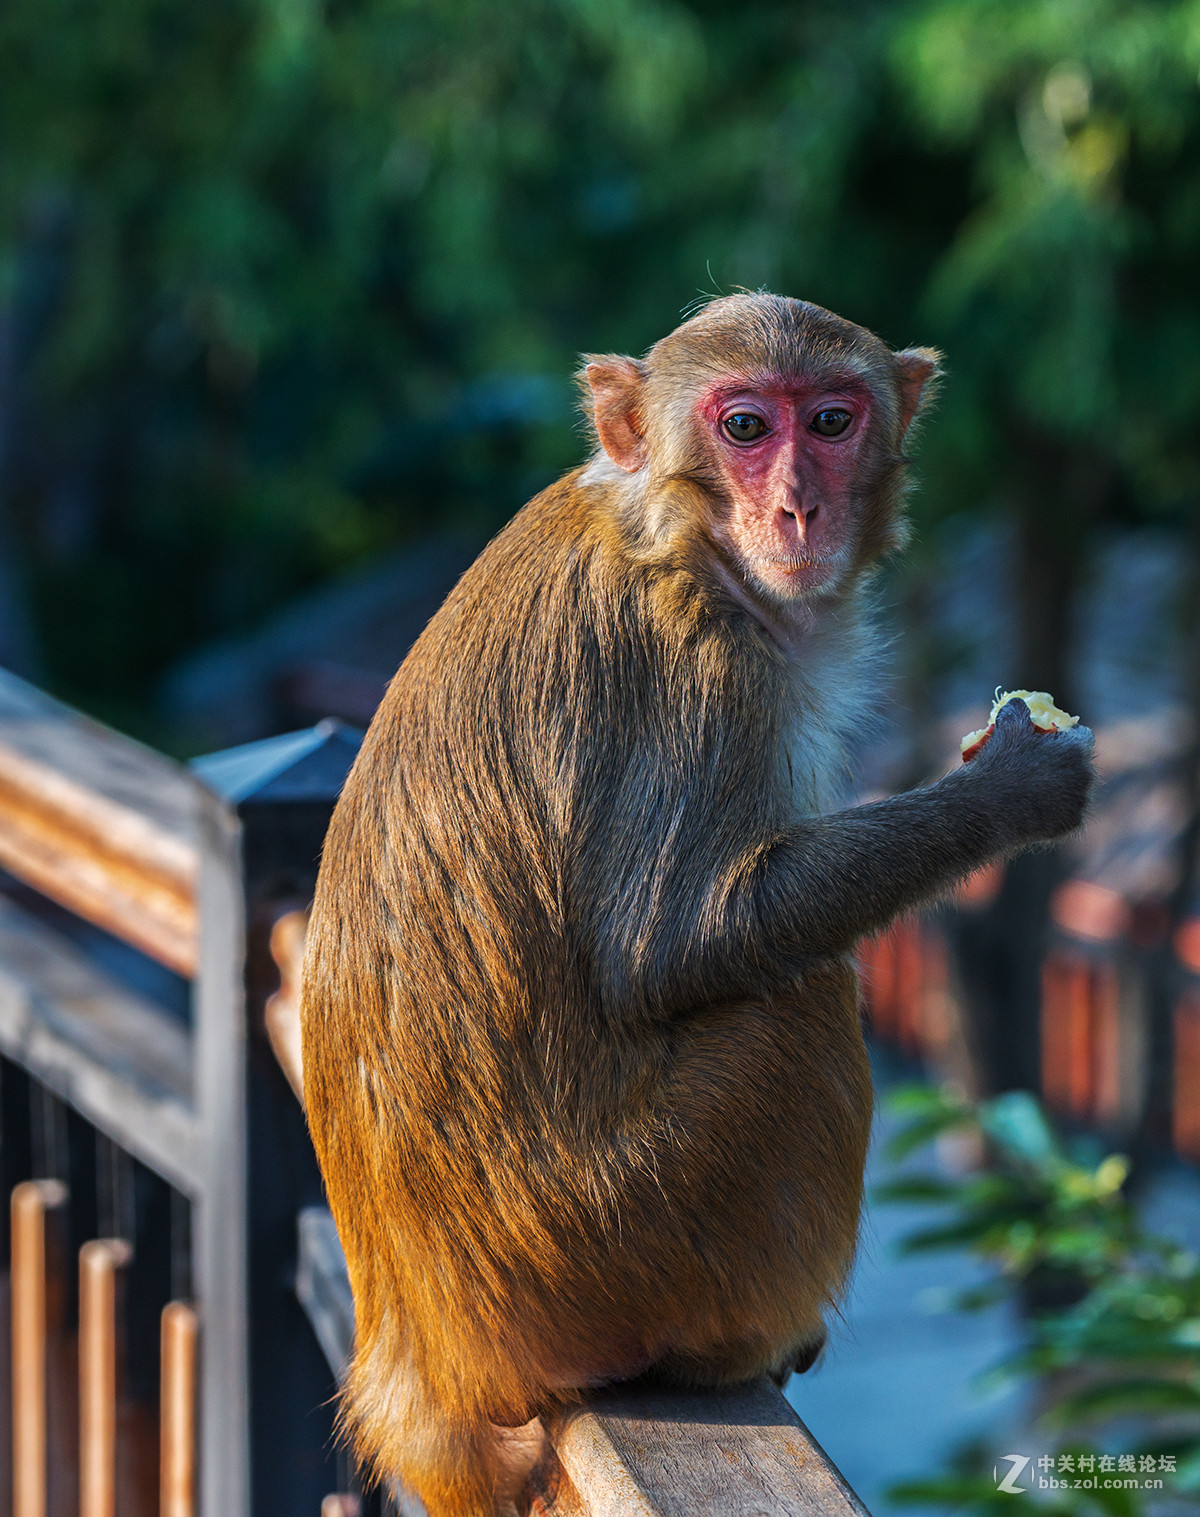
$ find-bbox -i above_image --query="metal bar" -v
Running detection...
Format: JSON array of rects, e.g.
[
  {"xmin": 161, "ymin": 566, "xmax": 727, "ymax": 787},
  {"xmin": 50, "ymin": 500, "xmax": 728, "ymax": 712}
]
[
  {"xmin": 194, "ymin": 785, "xmax": 249, "ymax": 1517},
  {"xmin": 161, "ymin": 1302, "xmax": 198, "ymax": 1517},
  {"xmin": 295, "ymin": 1207, "xmax": 353, "ymax": 1384},
  {"xmin": 79, "ymin": 1238, "xmax": 132, "ymax": 1517},
  {"xmin": 11, "ymin": 1179, "xmax": 67, "ymax": 1517}
]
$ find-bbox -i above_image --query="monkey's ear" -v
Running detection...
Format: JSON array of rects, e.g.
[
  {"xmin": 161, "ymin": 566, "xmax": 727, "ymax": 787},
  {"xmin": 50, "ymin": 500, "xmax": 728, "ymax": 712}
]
[
  {"xmin": 894, "ymin": 347, "xmax": 944, "ymax": 439},
  {"xmin": 581, "ymin": 356, "xmax": 648, "ymax": 472}
]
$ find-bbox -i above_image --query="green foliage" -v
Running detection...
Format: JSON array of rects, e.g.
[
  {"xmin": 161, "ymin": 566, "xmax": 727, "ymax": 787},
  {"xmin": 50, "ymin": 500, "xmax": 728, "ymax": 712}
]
[
  {"xmin": 878, "ymin": 1084, "xmax": 1200, "ymax": 1512},
  {"xmin": 880, "ymin": 1086, "xmax": 1136, "ymax": 1291},
  {"xmin": 0, "ymin": 0, "xmax": 1197, "ymax": 728},
  {"xmin": 888, "ymin": 0, "xmax": 1200, "ymax": 527}
]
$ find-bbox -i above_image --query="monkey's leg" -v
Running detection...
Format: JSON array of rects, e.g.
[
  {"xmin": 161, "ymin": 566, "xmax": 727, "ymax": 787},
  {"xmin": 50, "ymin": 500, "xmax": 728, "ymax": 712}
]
[
  {"xmin": 587, "ymin": 970, "xmax": 870, "ymax": 1399},
  {"xmin": 630, "ymin": 1321, "xmax": 827, "ymax": 1396}
]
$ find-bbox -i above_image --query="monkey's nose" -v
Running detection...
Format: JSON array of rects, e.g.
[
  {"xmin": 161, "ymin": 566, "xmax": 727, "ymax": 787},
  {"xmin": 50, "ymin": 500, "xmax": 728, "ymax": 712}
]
[
  {"xmin": 775, "ymin": 508, "xmax": 808, "ymax": 554},
  {"xmin": 783, "ymin": 493, "xmax": 817, "ymax": 522},
  {"xmin": 781, "ymin": 500, "xmax": 816, "ymax": 543}
]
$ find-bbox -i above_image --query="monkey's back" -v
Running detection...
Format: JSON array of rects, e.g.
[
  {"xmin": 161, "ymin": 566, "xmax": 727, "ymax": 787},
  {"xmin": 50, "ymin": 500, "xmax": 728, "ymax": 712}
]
[{"xmin": 301, "ymin": 473, "xmax": 872, "ymax": 1428}]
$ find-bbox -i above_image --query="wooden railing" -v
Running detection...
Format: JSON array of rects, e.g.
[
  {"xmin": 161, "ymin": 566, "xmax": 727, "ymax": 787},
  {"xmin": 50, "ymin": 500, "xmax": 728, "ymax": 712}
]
[
  {"xmin": 0, "ymin": 673, "xmax": 390, "ymax": 1511},
  {"xmin": 0, "ymin": 668, "xmax": 245, "ymax": 1517},
  {"xmin": 0, "ymin": 680, "xmax": 198, "ymax": 977},
  {"xmin": 537, "ymin": 1381, "xmax": 869, "ymax": 1517}
]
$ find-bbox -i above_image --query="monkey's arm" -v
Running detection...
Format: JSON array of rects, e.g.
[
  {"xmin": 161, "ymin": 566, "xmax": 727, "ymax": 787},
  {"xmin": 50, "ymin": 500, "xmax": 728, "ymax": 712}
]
[{"xmin": 753, "ymin": 703, "xmax": 1094, "ymax": 961}]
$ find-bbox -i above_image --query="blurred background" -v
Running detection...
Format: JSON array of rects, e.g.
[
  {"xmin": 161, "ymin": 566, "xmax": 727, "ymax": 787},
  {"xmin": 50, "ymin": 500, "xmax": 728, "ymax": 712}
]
[
  {"xmin": 2, "ymin": 0, "xmax": 1197, "ymax": 753},
  {"xmin": 1, "ymin": 1, "xmax": 1200, "ymax": 1513}
]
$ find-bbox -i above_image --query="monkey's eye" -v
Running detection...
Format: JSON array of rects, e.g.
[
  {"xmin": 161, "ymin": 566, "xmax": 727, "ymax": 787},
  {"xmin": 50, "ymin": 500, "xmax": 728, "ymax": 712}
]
[
  {"xmin": 722, "ymin": 413, "xmax": 767, "ymax": 443},
  {"xmin": 811, "ymin": 408, "xmax": 853, "ymax": 438}
]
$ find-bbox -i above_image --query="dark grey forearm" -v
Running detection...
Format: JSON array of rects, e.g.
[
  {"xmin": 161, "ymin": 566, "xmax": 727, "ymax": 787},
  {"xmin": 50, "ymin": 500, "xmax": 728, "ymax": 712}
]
[{"xmin": 754, "ymin": 769, "xmax": 1010, "ymax": 960}]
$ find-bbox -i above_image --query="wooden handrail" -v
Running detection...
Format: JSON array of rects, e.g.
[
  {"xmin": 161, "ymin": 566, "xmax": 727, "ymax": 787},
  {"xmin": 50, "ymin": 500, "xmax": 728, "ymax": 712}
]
[
  {"xmin": 537, "ymin": 1379, "xmax": 870, "ymax": 1516},
  {"xmin": 0, "ymin": 671, "xmax": 199, "ymax": 976}
]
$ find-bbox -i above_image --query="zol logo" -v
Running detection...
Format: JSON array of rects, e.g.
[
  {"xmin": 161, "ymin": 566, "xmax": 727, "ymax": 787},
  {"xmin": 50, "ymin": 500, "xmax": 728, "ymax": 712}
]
[{"xmin": 994, "ymin": 1455, "xmax": 1031, "ymax": 1494}]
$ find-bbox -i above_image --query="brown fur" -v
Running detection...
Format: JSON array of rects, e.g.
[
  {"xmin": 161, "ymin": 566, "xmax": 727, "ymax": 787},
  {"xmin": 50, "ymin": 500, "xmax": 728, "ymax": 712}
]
[{"xmin": 301, "ymin": 294, "xmax": 1092, "ymax": 1514}]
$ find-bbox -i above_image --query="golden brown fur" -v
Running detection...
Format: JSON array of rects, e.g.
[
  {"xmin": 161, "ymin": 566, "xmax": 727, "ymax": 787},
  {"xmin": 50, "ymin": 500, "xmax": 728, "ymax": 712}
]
[{"xmin": 301, "ymin": 294, "xmax": 1091, "ymax": 1513}]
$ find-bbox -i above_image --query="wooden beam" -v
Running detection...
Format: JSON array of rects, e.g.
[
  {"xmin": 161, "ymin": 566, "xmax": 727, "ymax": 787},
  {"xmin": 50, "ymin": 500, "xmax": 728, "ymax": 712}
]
[
  {"xmin": 0, "ymin": 671, "xmax": 199, "ymax": 976},
  {"xmin": 539, "ymin": 1380, "xmax": 871, "ymax": 1517},
  {"xmin": 0, "ymin": 737, "xmax": 197, "ymax": 976}
]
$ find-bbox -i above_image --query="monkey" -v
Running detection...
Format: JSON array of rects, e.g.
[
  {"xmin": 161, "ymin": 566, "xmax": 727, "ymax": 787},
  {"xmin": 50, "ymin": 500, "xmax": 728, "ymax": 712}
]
[{"xmin": 300, "ymin": 292, "xmax": 1094, "ymax": 1515}]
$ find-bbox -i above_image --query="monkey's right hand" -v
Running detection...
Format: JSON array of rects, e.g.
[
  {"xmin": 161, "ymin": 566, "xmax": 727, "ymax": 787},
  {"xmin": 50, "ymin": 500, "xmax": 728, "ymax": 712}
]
[{"xmin": 965, "ymin": 697, "xmax": 1095, "ymax": 845}]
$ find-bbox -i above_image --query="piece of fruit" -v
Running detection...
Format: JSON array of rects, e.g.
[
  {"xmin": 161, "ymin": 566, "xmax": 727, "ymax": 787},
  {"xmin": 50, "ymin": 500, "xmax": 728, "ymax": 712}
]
[{"xmin": 960, "ymin": 688, "xmax": 1079, "ymax": 763}]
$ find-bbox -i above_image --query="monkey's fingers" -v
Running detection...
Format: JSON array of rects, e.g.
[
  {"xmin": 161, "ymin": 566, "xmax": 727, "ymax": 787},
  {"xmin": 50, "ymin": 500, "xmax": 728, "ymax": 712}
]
[
  {"xmin": 1057, "ymin": 722, "xmax": 1096, "ymax": 758},
  {"xmin": 992, "ymin": 697, "xmax": 1035, "ymax": 735}
]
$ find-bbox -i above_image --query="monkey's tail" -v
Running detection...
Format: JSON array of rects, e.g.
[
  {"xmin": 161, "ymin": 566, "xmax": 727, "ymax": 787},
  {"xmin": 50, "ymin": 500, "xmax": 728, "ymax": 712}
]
[{"xmin": 342, "ymin": 1321, "xmax": 537, "ymax": 1517}]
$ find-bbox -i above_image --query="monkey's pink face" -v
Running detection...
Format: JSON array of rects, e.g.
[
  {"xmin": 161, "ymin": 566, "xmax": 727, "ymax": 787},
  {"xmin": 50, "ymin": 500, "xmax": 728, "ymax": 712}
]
[{"xmin": 697, "ymin": 377, "xmax": 874, "ymax": 602}]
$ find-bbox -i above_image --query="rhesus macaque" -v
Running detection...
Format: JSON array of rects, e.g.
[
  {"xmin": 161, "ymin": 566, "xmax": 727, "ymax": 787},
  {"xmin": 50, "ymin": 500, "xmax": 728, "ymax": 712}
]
[{"xmin": 301, "ymin": 293, "xmax": 1094, "ymax": 1513}]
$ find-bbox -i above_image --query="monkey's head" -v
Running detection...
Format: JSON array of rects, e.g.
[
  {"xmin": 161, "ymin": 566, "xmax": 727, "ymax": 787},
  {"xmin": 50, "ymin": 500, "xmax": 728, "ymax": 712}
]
[{"xmin": 582, "ymin": 292, "xmax": 941, "ymax": 607}]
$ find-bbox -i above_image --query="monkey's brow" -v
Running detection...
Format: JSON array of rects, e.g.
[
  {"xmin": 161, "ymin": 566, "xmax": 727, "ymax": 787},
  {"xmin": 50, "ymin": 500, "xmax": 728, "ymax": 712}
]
[
  {"xmin": 807, "ymin": 369, "xmax": 874, "ymax": 392},
  {"xmin": 712, "ymin": 368, "xmax": 874, "ymax": 396}
]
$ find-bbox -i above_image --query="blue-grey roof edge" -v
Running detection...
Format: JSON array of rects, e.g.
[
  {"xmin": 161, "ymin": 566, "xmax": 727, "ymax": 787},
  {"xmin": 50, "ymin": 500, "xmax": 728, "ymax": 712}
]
[{"xmin": 191, "ymin": 718, "xmax": 364, "ymax": 804}]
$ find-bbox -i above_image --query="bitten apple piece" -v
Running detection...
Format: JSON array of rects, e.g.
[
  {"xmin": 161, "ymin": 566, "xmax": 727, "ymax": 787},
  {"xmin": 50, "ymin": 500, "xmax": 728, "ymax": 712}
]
[{"xmin": 961, "ymin": 689, "xmax": 1079, "ymax": 763}]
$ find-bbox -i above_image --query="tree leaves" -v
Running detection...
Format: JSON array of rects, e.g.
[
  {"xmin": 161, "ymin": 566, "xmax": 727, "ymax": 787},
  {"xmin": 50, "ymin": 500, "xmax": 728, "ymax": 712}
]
[
  {"xmin": 0, "ymin": 0, "xmax": 1197, "ymax": 727},
  {"xmin": 879, "ymin": 1082, "xmax": 1200, "ymax": 1513}
]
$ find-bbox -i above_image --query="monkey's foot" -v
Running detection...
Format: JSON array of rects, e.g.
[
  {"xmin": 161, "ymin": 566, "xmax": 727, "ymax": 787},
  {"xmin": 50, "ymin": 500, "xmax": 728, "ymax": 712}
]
[{"xmin": 771, "ymin": 1326, "xmax": 827, "ymax": 1384}]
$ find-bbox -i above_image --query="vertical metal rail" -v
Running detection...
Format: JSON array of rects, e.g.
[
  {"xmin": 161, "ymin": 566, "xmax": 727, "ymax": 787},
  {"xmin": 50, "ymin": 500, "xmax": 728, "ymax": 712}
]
[
  {"xmin": 193, "ymin": 783, "xmax": 249, "ymax": 1517},
  {"xmin": 79, "ymin": 1238, "xmax": 132, "ymax": 1517},
  {"xmin": 161, "ymin": 1302, "xmax": 198, "ymax": 1517},
  {"xmin": 11, "ymin": 1179, "xmax": 66, "ymax": 1517}
]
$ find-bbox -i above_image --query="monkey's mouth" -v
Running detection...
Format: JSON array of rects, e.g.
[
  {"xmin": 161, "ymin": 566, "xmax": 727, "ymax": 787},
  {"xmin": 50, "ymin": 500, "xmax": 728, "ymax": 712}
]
[
  {"xmin": 761, "ymin": 555, "xmax": 841, "ymax": 582},
  {"xmin": 752, "ymin": 553, "xmax": 847, "ymax": 601}
]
